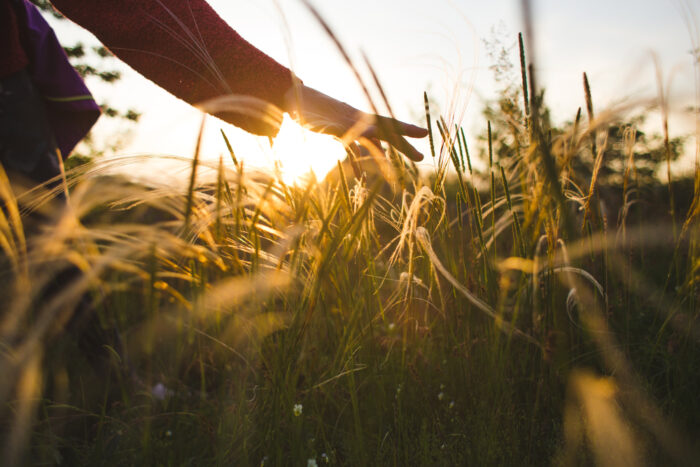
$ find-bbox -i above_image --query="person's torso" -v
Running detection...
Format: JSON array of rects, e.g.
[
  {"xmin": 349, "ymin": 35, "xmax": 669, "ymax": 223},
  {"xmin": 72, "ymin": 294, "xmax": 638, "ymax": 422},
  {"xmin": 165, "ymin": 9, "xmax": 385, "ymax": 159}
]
[{"xmin": 0, "ymin": 0, "xmax": 30, "ymax": 78}]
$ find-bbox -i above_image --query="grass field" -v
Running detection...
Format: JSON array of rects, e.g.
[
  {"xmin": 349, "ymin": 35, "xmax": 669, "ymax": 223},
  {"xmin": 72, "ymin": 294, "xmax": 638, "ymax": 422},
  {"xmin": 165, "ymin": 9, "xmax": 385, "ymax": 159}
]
[{"xmin": 1, "ymin": 19, "xmax": 699, "ymax": 466}]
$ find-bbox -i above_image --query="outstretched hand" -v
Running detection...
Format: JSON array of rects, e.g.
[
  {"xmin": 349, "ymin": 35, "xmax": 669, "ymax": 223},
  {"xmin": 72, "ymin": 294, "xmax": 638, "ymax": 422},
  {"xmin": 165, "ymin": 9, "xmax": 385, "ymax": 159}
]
[{"xmin": 283, "ymin": 85, "xmax": 428, "ymax": 161}]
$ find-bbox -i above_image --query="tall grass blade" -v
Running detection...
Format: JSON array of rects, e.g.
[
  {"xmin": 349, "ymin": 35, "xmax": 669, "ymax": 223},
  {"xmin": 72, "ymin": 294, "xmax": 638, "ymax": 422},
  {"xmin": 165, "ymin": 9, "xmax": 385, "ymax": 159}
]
[
  {"xmin": 220, "ymin": 129, "xmax": 239, "ymax": 166},
  {"xmin": 424, "ymin": 92, "xmax": 437, "ymax": 160},
  {"xmin": 184, "ymin": 114, "xmax": 207, "ymax": 232}
]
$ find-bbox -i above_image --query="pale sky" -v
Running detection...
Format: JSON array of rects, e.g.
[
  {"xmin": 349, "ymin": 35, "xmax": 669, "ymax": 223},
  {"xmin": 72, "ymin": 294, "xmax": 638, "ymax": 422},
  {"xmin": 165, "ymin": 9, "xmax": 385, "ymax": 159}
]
[{"xmin": 48, "ymin": 0, "xmax": 699, "ymax": 182}]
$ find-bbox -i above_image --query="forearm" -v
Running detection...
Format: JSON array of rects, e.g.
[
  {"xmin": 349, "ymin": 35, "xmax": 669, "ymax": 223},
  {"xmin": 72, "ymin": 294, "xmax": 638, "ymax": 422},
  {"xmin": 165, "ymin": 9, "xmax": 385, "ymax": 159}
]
[{"xmin": 50, "ymin": 0, "xmax": 296, "ymax": 135}]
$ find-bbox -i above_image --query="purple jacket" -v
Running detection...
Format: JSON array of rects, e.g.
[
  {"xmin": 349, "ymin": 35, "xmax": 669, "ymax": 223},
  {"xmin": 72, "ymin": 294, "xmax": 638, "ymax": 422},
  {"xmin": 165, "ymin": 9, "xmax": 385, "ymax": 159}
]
[{"xmin": 17, "ymin": 0, "xmax": 100, "ymax": 158}]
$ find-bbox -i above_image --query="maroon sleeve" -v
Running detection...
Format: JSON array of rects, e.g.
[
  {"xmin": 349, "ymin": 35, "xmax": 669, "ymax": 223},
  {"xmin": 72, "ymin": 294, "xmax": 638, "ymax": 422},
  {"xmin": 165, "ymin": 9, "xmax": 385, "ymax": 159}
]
[{"xmin": 50, "ymin": 0, "xmax": 296, "ymax": 136}]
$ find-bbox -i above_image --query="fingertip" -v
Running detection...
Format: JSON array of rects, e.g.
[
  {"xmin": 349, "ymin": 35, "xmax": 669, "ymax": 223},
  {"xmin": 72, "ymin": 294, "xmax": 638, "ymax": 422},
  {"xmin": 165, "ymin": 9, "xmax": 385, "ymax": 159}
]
[
  {"xmin": 406, "ymin": 125, "xmax": 429, "ymax": 138},
  {"xmin": 393, "ymin": 136, "xmax": 425, "ymax": 162},
  {"xmin": 403, "ymin": 144, "xmax": 424, "ymax": 162},
  {"xmin": 408, "ymin": 151, "xmax": 424, "ymax": 162}
]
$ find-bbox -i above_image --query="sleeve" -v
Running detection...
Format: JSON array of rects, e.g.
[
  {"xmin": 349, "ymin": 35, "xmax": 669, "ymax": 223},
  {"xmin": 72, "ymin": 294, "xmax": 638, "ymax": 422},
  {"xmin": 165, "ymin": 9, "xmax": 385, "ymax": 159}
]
[{"xmin": 50, "ymin": 0, "xmax": 297, "ymax": 136}]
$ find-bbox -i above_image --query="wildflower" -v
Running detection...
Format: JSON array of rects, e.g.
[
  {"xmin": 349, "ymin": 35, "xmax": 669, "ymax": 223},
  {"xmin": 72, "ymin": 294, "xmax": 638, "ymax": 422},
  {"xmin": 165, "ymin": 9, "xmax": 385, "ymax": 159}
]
[
  {"xmin": 260, "ymin": 456, "xmax": 269, "ymax": 467},
  {"xmin": 293, "ymin": 403, "xmax": 303, "ymax": 417},
  {"xmin": 307, "ymin": 458, "xmax": 318, "ymax": 467},
  {"xmin": 165, "ymin": 430, "xmax": 172, "ymax": 437},
  {"xmin": 151, "ymin": 382, "xmax": 173, "ymax": 400},
  {"xmin": 388, "ymin": 322, "xmax": 395, "ymax": 332},
  {"xmin": 321, "ymin": 452, "xmax": 329, "ymax": 463},
  {"xmin": 449, "ymin": 400, "xmax": 455, "ymax": 409},
  {"xmin": 437, "ymin": 391, "xmax": 445, "ymax": 401}
]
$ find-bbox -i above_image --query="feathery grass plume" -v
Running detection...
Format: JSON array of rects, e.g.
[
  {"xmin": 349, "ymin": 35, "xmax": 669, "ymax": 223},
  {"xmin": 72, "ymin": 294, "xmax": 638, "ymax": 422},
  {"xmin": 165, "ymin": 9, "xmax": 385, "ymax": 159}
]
[
  {"xmin": 518, "ymin": 32, "xmax": 530, "ymax": 129},
  {"xmin": 298, "ymin": 178, "xmax": 382, "ymax": 329},
  {"xmin": 198, "ymin": 94, "xmax": 285, "ymax": 133},
  {"xmin": 455, "ymin": 124, "xmax": 466, "ymax": 172},
  {"xmin": 424, "ymin": 92, "xmax": 437, "ymax": 160},
  {"xmin": 581, "ymin": 72, "xmax": 608, "ymax": 232},
  {"xmin": 432, "ymin": 117, "xmax": 453, "ymax": 192},
  {"xmin": 583, "ymin": 72, "xmax": 597, "ymax": 159},
  {"xmin": 584, "ymin": 125, "xmax": 608, "ymax": 227},
  {"xmin": 437, "ymin": 119, "xmax": 467, "ymax": 202},
  {"xmin": 460, "ymin": 126, "xmax": 473, "ymax": 175}
]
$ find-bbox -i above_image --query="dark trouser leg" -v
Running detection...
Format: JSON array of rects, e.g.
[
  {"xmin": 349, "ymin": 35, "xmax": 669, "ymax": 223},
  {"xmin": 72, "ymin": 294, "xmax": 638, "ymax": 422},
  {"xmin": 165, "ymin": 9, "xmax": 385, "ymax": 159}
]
[
  {"xmin": 0, "ymin": 68, "xmax": 61, "ymax": 188},
  {"xmin": 0, "ymin": 69, "xmax": 120, "ymax": 389}
]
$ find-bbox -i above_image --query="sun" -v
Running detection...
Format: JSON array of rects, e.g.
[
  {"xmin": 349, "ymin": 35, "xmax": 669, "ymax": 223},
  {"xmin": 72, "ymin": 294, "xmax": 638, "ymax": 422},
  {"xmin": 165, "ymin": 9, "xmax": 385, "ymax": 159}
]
[{"xmin": 271, "ymin": 114, "xmax": 347, "ymax": 185}]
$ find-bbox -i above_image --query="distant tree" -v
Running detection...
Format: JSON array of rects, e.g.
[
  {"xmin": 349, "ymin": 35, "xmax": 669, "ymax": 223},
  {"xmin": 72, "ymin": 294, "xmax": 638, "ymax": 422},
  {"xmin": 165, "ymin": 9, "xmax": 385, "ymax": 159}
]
[
  {"xmin": 573, "ymin": 116, "xmax": 684, "ymax": 187},
  {"xmin": 477, "ymin": 33, "xmax": 686, "ymax": 190}
]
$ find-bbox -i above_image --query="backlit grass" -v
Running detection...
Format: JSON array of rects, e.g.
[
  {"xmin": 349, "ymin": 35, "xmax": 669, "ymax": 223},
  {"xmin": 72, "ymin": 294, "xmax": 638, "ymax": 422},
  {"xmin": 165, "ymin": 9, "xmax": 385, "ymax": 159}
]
[{"xmin": 1, "ymin": 21, "xmax": 699, "ymax": 467}]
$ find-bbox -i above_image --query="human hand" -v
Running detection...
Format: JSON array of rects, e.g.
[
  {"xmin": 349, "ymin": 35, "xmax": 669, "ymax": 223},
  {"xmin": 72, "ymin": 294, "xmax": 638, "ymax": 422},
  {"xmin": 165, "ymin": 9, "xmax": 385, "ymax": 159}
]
[{"xmin": 283, "ymin": 84, "xmax": 428, "ymax": 161}]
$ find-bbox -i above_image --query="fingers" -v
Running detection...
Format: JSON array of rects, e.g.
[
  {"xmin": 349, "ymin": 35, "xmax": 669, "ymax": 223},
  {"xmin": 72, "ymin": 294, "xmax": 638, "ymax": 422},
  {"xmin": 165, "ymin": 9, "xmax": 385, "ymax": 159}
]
[
  {"xmin": 357, "ymin": 116, "xmax": 427, "ymax": 161},
  {"xmin": 375, "ymin": 115, "xmax": 429, "ymax": 138},
  {"xmin": 292, "ymin": 86, "xmax": 426, "ymax": 161},
  {"xmin": 391, "ymin": 135, "xmax": 424, "ymax": 162},
  {"xmin": 361, "ymin": 123, "xmax": 424, "ymax": 162}
]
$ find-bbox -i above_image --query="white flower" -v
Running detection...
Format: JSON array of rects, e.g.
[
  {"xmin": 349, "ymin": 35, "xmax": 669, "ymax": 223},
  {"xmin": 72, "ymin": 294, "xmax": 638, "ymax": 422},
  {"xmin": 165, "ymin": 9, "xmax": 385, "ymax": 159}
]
[
  {"xmin": 260, "ymin": 456, "xmax": 268, "ymax": 467},
  {"xmin": 321, "ymin": 452, "xmax": 329, "ymax": 463},
  {"xmin": 151, "ymin": 382, "xmax": 173, "ymax": 400},
  {"xmin": 448, "ymin": 400, "xmax": 455, "ymax": 409},
  {"xmin": 437, "ymin": 391, "xmax": 445, "ymax": 401},
  {"xmin": 307, "ymin": 459, "xmax": 318, "ymax": 467},
  {"xmin": 293, "ymin": 403, "xmax": 303, "ymax": 417}
]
